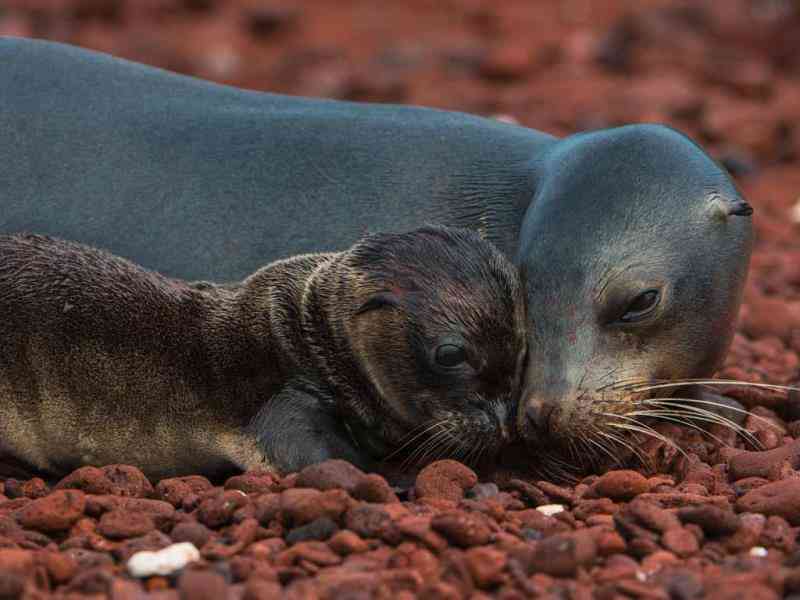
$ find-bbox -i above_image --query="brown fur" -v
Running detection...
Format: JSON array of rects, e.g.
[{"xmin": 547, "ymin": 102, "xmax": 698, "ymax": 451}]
[{"xmin": 0, "ymin": 228, "xmax": 525, "ymax": 479}]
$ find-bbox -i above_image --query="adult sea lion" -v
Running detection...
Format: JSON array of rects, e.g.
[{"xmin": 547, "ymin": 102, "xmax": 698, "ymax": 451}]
[
  {"xmin": 0, "ymin": 227, "xmax": 526, "ymax": 480},
  {"xmin": 0, "ymin": 38, "xmax": 753, "ymax": 460}
]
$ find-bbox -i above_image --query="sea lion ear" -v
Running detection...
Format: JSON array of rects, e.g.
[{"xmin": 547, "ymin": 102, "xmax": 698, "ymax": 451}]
[
  {"xmin": 710, "ymin": 194, "xmax": 754, "ymax": 219},
  {"xmin": 354, "ymin": 292, "xmax": 399, "ymax": 316},
  {"xmin": 727, "ymin": 200, "xmax": 754, "ymax": 217}
]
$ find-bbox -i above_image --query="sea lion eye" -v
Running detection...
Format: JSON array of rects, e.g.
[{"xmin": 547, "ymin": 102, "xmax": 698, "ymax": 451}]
[
  {"xmin": 620, "ymin": 289, "xmax": 660, "ymax": 323},
  {"xmin": 435, "ymin": 344, "xmax": 467, "ymax": 368}
]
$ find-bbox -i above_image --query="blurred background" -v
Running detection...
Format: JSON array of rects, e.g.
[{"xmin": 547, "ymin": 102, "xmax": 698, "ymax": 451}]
[{"xmin": 1, "ymin": 0, "xmax": 799, "ymax": 379}]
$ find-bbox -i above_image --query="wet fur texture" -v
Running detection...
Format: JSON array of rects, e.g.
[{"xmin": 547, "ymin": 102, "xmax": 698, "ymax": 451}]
[{"xmin": 0, "ymin": 228, "xmax": 525, "ymax": 479}]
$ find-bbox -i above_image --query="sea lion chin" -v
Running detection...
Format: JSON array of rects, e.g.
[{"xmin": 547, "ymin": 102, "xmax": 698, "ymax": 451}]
[
  {"xmin": 514, "ymin": 126, "xmax": 754, "ymax": 466},
  {"xmin": 0, "ymin": 226, "xmax": 526, "ymax": 480}
]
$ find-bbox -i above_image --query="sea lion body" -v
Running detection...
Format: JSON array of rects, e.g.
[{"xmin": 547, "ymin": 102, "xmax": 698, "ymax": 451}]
[
  {"xmin": 0, "ymin": 38, "xmax": 754, "ymax": 461},
  {"xmin": 0, "ymin": 229, "xmax": 525, "ymax": 480},
  {"xmin": 0, "ymin": 37, "xmax": 548, "ymax": 282}
]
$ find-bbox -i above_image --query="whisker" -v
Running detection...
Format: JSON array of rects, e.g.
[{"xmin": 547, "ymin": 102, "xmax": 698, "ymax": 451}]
[
  {"xmin": 646, "ymin": 395, "xmax": 778, "ymax": 435},
  {"xmin": 384, "ymin": 419, "xmax": 449, "ymax": 462},
  {"xmin": 625, "ymin": 409, "xmax": 736, "ymax": 449},
  {"xmin": 643, "ymin": 399, "xmax": 764, "ymax": 448},
  {"xmin": 616, "ymin": 379, "xmax": 800, "ymax": 394},
  {"xmin": 598, "ymin": 427, "xmax": 648, "ymax": 468},
  {"xmin": 606, "ymin": 419, "xmax": 690, "ymax": 461}
]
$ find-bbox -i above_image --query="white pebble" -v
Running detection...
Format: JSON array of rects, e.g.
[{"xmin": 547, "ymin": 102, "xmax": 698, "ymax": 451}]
[
  {"xmin": 749, "ymin": 546, "xmax": 768, "ymax": 557},
  {"xmin": 536, "ymin": 504, "xmax": 565, "ymax": 516},
  {"xmin": 791, "ymin": 197, "xmax": 800, "ymax": 224},
  {"xmin": 127, "ymin": 542, "xmax": 200, "ymax": 578}
]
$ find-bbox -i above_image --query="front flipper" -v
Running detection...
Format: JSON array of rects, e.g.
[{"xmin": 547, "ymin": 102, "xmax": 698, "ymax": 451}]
[{"xmin": 248, "ymin": 385, "xmax": 375, "ymax": 475}]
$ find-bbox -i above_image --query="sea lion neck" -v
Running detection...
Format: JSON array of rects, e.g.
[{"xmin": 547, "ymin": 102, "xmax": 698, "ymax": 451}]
[{"xmin": 298, "ymin": 254, "xmax": 384, "ymax": 431}]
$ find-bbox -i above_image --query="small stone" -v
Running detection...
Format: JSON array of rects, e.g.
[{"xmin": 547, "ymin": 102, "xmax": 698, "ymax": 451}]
[
  {"xmin": 466, "ymin": 483, "xmax": 500, "ymax": 500},
  {"xmin": 415, "ymin": 460, "xmax": 478, "ymax": 502},
  {"xmin": 224, "ymin": 471, "xmax": 276, "ymax": 495},
  {"xmin": 536, "ymin": 504, "xmax": 565, "ymax": 516},
  {"xmin": 328, "ymin": 530, "xmax": 368, "ymax": 555},
  {"xmin": 352, "ymin": 474, "xmax": 399, "ymax": 503},
  {"xmin": 170, "ymin": 522, "xmax": 213, "ymax": 549},
  {"xmin": 243, "ymin": 578, "xmax": 283, "ymax": 600},
  {"xmin": 465, "ymin": 546, "xmax": 506, "ymax": 588},
  {"xmin": 98, "ymin": 510, "xmax": 156, "ymax": 539},
  {"xmin": 177, "ymin": 569, "xmax": 228, "ymax": 600},
  {"xmin": 749, "ymin": 546, "xmax": 768, "ymax": 557},
  {"xmin": 677, "ymin": 505, "xmax": 740, "ymax": 536},
  {"xmin": 0, "ymin": 549, "xmax": 34, "ymax": 575},
  {"xmin": 593, "ymin": 470, "xmax": 650, "ymax": 500},
  {"xmin": 736, "ymin": 478, "xmax": 800, "ymax": 525},
  {"xmin": 281, "ymin": 488, "xmax": 349, "ymax": 527},
  {"xmin": 522, "ymin": 530, "xmax": 597, "ymax": 576},
  {"xmin": 197, "ymin": 490, "xmax": 249, "ymax": 528},
  {"xmin": 155, "ymin": 479, "xmax": 194, "ymax": 508},
  {"xmin": 295, "ymin": 460, "xmax": 365, "ymax": 494},
  {"xmin": 127, "ymin": 542, "xmax": 200, "ymax": 577},
  {"xmin": 39, "ymin": 551, "xmax": 78, "ymax": 584},
  {"xmin": 431, "ymin": 512, "xmax": 492, "ymax": 548},
  {"xmin": 286, "ymin": 517, "xmax": 339, "ymax": 545},
  {"xmin": 101, "ymin": 465, "xmax": 153, "ymax": 497},
  {"xmin": 16, "ymin": 489, "xmax": 86, "ymax": 532},
  {"xmin": 661, "ymin": 528, "xmax": 700, "ymax": 558}
]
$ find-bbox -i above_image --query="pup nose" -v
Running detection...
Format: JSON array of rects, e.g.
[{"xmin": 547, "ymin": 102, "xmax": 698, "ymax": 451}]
[{"xmin": 526, "ymin": 399, "xmax": 556, "ymax": 432}]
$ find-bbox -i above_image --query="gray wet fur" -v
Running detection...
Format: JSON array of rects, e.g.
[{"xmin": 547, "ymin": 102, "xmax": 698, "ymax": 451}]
[
  {"xmin": 0, "ymin": 228, "xmax": 525, "ymax": 480},
  {"xmin": 0, "ymin": 38, "xmax": 753, "ymax": 455}
]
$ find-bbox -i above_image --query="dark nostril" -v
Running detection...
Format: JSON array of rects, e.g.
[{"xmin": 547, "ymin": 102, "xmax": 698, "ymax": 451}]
[{"xmin": 526, "ymin": 399, "xmax": 556, "ymax": 431}]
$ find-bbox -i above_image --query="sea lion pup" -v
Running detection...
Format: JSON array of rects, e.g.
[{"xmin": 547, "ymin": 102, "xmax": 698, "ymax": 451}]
[{"xmin": 0, "ymin": 227, "xmax": 526, "ymax": 480}]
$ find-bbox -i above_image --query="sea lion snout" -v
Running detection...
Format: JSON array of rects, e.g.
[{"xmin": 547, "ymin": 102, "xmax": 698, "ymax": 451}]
[{"xmin": 523, "ymin": 397, "xmax": 558, "ymax": 434}]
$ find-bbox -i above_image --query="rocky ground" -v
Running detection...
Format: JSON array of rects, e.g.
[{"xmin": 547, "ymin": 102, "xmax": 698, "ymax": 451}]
[{"xmin": 2, "ymin": 0, "xmax": 800, "ymax": 598}]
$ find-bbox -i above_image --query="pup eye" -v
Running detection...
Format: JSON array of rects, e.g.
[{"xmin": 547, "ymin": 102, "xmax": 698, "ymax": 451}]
[
  {"xmin": 620, "ymin": 289, "xmax": 660, "ymax": 323},
  {"xmin": 435, "ymin": 344, "xmax": 467, "ymax": 368}
]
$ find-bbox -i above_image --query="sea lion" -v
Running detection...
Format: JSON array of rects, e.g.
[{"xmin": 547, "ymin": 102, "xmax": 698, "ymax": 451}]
[
  {"xmin": 0, "ymin": 38, "xmax": 754, "ymax": 462},
  {"xmin": 0, "ymin": 227, "xmax": 526, "ymax": 480}
]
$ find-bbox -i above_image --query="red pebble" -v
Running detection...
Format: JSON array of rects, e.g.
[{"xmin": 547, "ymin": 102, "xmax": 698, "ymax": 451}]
[
  {"xmin": 15, "ymin": 490, "xmax": 86, "ymax": 532},
  {"xmin": 431, "ymin": 512, "xmax": 492, "ymax": 548},
  {"xmin": 415, "ymin": 460, "xmax": 478, "ymax": 502},
  {"xmin": 295, "ymin": 459, "xmax": 365, "ymax": 493},
  {"xmin": 593, "ymin": 470, "xmax": 650, "ymax": 500},
  {"xmin": 736, "ymin": 479, "xmax": 800, "ymax": 525},
  {"xmin": 465, "ymin": 546, "xmax": 507, "ymax": 587}
]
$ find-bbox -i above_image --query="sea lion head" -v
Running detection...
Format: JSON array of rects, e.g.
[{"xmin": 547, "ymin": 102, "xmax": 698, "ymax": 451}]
[
  {"xmin": 332, "ymin": 226, "xmax": 527, "ymax": 467},
  {"xmin": 515, "ymin": 124, "xmax": 753, "ymax": 464}
]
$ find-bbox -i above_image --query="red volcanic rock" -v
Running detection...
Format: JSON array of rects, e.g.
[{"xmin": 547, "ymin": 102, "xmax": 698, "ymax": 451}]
[
  {"xmin": 295, "ymin": 460, "xmax": 365, "ymax": 494},
  {"xmin": 522, "ymin": 530, "xmax": 597, "ymax": 577},
  {"xmin": 177, "ymin": 569, "xmax": 229, "ymax": 600},
  {"xmin": 224, "ymin": 470, "xmax": 277, "ymax": 495},
  {"xmin": 728, "ymin": 439, "xmax": 800, "ymax": 480},
  {"xmin": 592, "ymin": 470, "xmax": 650, "ymax": 500},
  {"xmin": 465, "ymin": 546, "xmax": 507, "ymax": 587},
  {"xmin": 736, "ymin": 479, "xmax": 800, "ymax": 525},
  {"xmin": 280, "ymin": 488, "xmax": 350, "ymax": 527},
  {"xmin": 677, "ymin": 505, "xmax": 740, "ymax": 536},
  {"xmin": 98, "ymin": 509, "xmax": 156, "ymax": 539},
  {"xmin": 353, "ymin": 473, "xmax": 399, "ymax": 504},
  {"xmin": 197, "ymin": 489, "xmax": 250, "ymax": 528},
  {"xmin": 430, "ymin": 512, "xmax": 492, "ymax": 548},
  {"xmin": 15, "ymin": 490, "xmax": 86, "ymax": 532},
  {"xmin": 415, "ymin": 460, "xmax": 478, "ymax": 502}
]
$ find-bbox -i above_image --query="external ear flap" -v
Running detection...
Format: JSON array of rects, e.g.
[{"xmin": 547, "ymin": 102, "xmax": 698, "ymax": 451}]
[
  {"xmin": 727, "ymin": 200, "xmax": 753, "ymax": 217},
  {"xmin": 354, "ymin": 292, "xmax": 399, "ymax": 316},
  {"xmin": 710, "ymin": 194, "xmax": 754, "ymax": 220}
]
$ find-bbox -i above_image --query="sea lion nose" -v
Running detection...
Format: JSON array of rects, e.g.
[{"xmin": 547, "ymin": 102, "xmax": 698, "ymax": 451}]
[{"xmin": 525, "ymin": 398, "xmax": 557, "ymax": 432}]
